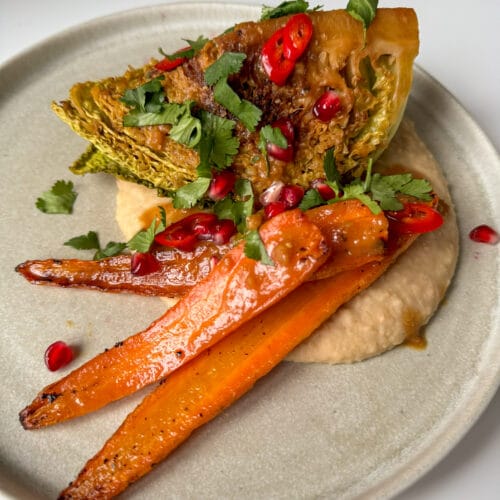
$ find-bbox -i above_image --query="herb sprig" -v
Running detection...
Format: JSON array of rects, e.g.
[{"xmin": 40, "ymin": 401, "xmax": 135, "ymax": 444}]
[{"xmin": 36, "ymin": 180, "xmax": 78, "ymax": 214}]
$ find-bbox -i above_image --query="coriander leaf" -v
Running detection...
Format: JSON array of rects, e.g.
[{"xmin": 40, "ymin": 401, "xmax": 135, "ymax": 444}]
[
  {"xmin": 197, "ymin": 111, "xmax": 240, "ymax": 171},
  {"xmin": 259, "ymin": 125, "xmax": 288, "ymax": 152},
  {"xmin": 36, "ymin": 180, "xmax": 78, "ymax": 214},
  {"xmin": 120, "ymin": 77, "xmax": 164, "ymax": 112},
  {"xmin": 213, "ymin": 79, "xmax": 262, "ymax": 131},
  {"xmin": 341, "ymin": 182, "xmax": 381, "ymax": 214},
  {"xmin": 204, "ymin": 52, "xmax": 247, "ymax": 85},
  {"xmin": 127, "ymin": 206, "xmax": 167, "ymax": 252},
  {"xmin": 94, "ymin": 241, "xmax": 127, "ymax": 260},
  {"xmin": 169, "ymin": 112, "xmax": 202, "ymax": 148},
  {"xmin": 64, "ymin": 231, "xmax": 100, "ymax": 251},
  {"xmin": 244, "ymin": 230, "xmax": 274, "ymax": 265},
  {"xmin": 123, "ymin": 101, "xmax": 185, "ymax": 127},
  {"xmin": 346, "ymin": 0, "xmax": 378, "ymax": 30},
  {"xmin": 323, "ymin": 148, "xmax": 342, "ymax": 188},
  {"xmin": 214, "ymin": 178, "xmax": 254, "ymax": 232},
  {"xmin": 298, "ymin": 188, "xmax": 325, "ymax": 210},
  {"xmin": 260, "ymin": 0, "xmax": 310, "ymax": 20},
  {"xmin": 399, "ymin": 178, "xmax": 433, "ymax": 200},
  {"xmin": 160, "ymin": 35, "xmax": 208, "ymax": 61},
  {"xmin": 173, "ymin": 176, "xmax": 211, "ymax": 209}
]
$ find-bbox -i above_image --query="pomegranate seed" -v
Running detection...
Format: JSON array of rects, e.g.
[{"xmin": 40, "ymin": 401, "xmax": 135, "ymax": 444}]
[
  {"xmin": 313, "ymin": 90, "xmax": 342, "ymax": 122},
  {"xmin": 267, "ymin": 119, "xmax": 295, "ymax": 162},
  {"xmin": 311, "ymin": 178, "xmax": 336, "ymax": 200},
  {"xmin": 211, "ymin": 219, "xmax": 237, "ymax": 245},
  {"xmin": 208, "ymin": 171, "xmax": 237, "ymax": 201},
  {"xmin": 259, "ymin": 180, "xmax": 285, "ymax": 206},
  {"xmin": 131, "ymin": 252, "xmax": 160, "ymax": 276},
  {"xmin": 45, "ymin": 341, "xmax": 73, "ymax": 371},
  {"xmin": 264, "ymin": 201, "xmax": 287, "ymax": 219},
  {"xmin": 469, "ymin": 224, "xmax": 499, "ymax": 245},
  {"xmin": 280, "ymin": 184, "xmax": 304, "ymax": 208}
]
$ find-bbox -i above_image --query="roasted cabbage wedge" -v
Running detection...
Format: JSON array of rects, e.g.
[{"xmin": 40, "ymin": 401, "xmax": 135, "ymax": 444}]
[{"xmin": 52, "ymin": 8, "xmax": 418, "ymax": 196}]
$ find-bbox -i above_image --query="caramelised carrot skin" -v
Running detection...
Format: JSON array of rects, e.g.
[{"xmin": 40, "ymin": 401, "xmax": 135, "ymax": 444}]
[
  {"xmin": 20, "ymin": 209, "xmax": 329, "ymax": 430},
  {"xmin": 16, "ymin": 201, "xmax": 387, "ymax": 296},
  {"xmin": 15, "ymin": 240, "xmax": 231, "ymax": 297},
  {"xmin": 58, "ymin": 236, "xmax": 413, "ymax": 500}
]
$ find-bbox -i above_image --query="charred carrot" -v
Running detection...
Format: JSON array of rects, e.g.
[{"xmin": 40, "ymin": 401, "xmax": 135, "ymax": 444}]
[
  {"xmin": 20, "ymin": 209, "xmax": 329, "ymax": 429},
  {"xmin": 16, "ymin": 201, "xmax": 387, "ymax": 296},
  {"xmin": 58, "ymin": 236, "xmax": 413, "ymax": 499}
]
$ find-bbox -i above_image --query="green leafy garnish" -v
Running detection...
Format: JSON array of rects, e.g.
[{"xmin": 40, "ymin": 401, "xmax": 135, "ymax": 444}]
[
  {"xmin": 127, "ymin": 207, "xmax": 167, "ymax": 252},
  {"xmin": 36, "ymin": 180, "xmax": 78, "ymax": 214},
  {"xmin": 298, "ymin": 188, "xmax": 325, "ymax": 210},
  {"xmin": 64, "ymin": 231, "xmax": 126, "ymax": 260},
  {"xmin": 301, "ymin": 149, "xmax": 433, "ymax": 214},
  {"xmin": 204, "ymin": 52, "xmax": 247, "ymax": 86},
  {"xmin": 244, "ymin": 230, "xmax": 274, "ymax": 266},
  {"xmin": 260, "ymin": 0, "xmax": 313, "ymax": 20},
  {"xmin": 204, "ymin": 53, "xmax": 262, "ymax": 131},
  {"xmin": 197, "ymin": 111, "xmax": 240, "ymax": 172},
  {"xmin": 159, "ymin": 35, "xmax": 208, "ymax": 61},
  {"xmin": 214, "ymin": 179, "xmax": 254, "ymax": 232},
  {"xmin": 172, "ymin": 176, "xmax": 211, "ymax": 209},
  {"xmin": 121, "ymin": 81, "xmax": 202, "ymax": 148},
  {"xmin": 346, "ymin": 0, "xmax": 378, "ymax": 31},
  {"xmin": 258, "ymin": 125, "xmax": 288, "ymax": 152}
]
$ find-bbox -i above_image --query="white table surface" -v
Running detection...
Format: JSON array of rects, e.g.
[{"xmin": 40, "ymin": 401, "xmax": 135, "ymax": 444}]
[{"xmin": 1, "ymin": 1, "xmax": 499, "ymax": 499}]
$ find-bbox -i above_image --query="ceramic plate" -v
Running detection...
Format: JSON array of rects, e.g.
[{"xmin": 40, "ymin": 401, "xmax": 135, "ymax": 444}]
[{"xmin": 0, "ymin": 3, "xmax": 498, "ymax": 499}]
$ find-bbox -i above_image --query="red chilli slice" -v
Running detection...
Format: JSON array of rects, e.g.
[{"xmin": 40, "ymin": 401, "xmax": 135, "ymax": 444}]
[
  {"xmin": 282, "ymin": 13, "xmax": 314, "ymax": 61},
  {"xmin": 261, "ymin": 28, "xmax": 295, "ymax": 86},
  {"xmin": 386, "ymin": 202, "xmax": 444, "ymax": 235}
]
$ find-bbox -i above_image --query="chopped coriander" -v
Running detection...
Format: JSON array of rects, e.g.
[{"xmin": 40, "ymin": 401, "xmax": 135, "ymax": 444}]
[
  {"xmin": 64, "ymin": 231, "xmax": 100, "ymax": 251},
  {"xmin": 346, "ymin": 0, "xmax": 378, "ymax": 31},
  {"xmin": 323, "ymin": 148, "xmax": 342, "ymax": 188},
  {"xmin": 127, "ymin": 207, "xmax": 167, "ymax": 252},
  {"xmin": 214, "ymin": 179, "xmax": 254, "ymax": 232},
  {"xmin": 204, "ymin": 53, "xmax": 262, "ymax": 131},
  {"xmin": 159, "ymin": 35, "xmax": 208, "ymax": 61},
  {"xmin": 204, "ymin": 52, "xmax": 247, "ymax": 86},
  {"xmin": 298, "ymin": 188, "xmax": 325, "ymax": 210},
  {"xmin": 244, "ymin": 230, "xmax": 274, "ymax": 266},
  {"xmin": 64, "ymin": 231, "xmax": 126, "ymax": 260},
  {"xmin": 120, "ymin": 77, "xmax": 165, "ymax": 113},
  {"xmin": 259, "ymin": 125, "xmax": 288, "ymax": 152},
  {"xmin": 370, "ymin": 173, "xmax": 432, "ymax": 210},
  {"xmin": 196, "ymin": 111, "xmax": 240, "ymax": 171},
  {"xmin": 94, "ymin": 241, "xmax": 127, "ymax": 260},
  {"xmin": 36, "ymin": 180, "xmax": 77, "ymax": 214},
  {"xmin": 172, "ymin": 176, "xmax": 211, "ymax": 209},
  {"xmin": 260, "ymin": 0, "xmax": 311, "ymax": 20}
]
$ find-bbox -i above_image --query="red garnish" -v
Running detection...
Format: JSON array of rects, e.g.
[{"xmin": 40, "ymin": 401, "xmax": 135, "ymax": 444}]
[
  {"xmin": 45, "ymin": 341, "xmax": 74, "ymax": 371},
  {"xmin": 154, "ymin": 46, "xmax": 191, "ymax": 72},
  {"xmin": 313, "ymin": 90, "xmax": 342, "ymax": 122},
  {"xmin": 155, "ymin": 212, "xmax": 235, "ymax": 251},
  {"xmin": 311, "ymin": 178, "xmax": 337, "ymax": 200},
  {"xmin": 131, "ymin": 252, "xmax": 160, "ymax": 276},
  {"xmin": 212, "ymin": 219, "xmax": 237, "ymax": 245},
  {"xmin": 282, "ymin": 13, "xmax": 314, "ymax": 61},
  {"xmin": 469, "ymin": 224, "xmax": 499, "ymax": 245},
  {"xmin": 280, "ymin": 184, "xmax": 304, "ymax": 208},
  {"xmin": 208, "ymin": 171, "xmax": 237, "ymax": 201},
  {"xmin": 264, "ymin": 201, "xmax": 287, "ymax": 219},
  {"xmin": 267, "ymin": 118, "xmax": 295, "ymax": 162},
  {"xmin": 386, "ymin": 202, "xmax": 444, "ymax": 235},
  {"xmin": 261, "ymin": 28, "xmax": 295, "ymax": 86},
  {"xmin": 261, "ymin": 14, "xmax": 314, "ymax": 86}
]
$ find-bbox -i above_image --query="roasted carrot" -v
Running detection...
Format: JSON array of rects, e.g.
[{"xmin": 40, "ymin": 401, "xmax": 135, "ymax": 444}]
[
  {"xmin": 16, "ymin": 201, "xmax": 387, "ymax": 296},
  {"xmin": 15, "ymin": 240, "xmax": 230, "ymax": 297},
  {"xmin": 58, "ymin": 236, "xmax": 413, "ymax": 499},
  {"xmin": 20, "ymin": 209, "xmax": 329, "ymax": 429}
]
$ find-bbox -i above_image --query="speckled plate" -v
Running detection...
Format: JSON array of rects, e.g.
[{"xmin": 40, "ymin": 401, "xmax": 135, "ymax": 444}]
[{"xmin": 0, "ymin": 3, "xmax": 499, "ymax": 499}]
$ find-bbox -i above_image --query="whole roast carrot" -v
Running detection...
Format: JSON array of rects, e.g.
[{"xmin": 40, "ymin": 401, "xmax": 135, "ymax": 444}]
[
  {"xmin": 20, "ymin": 209, "xmax": 329, "ymax": 429},
  {"xmin": 58, "ymin": 236, "xmax": 413, "ymax": 499},
  {"xmin": 16, "ymin": 201, "xmax": 387, "ymax": 296}
]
